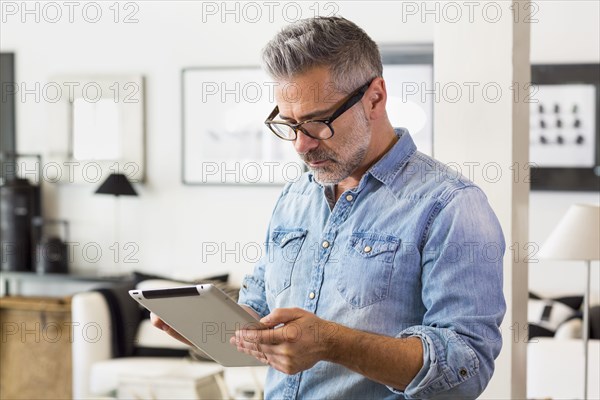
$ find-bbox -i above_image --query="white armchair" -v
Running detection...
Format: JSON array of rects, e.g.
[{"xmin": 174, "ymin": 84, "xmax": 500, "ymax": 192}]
[
  {"xmin": 71, "ymin": 280, "xmax": 267, "ymax": 399},
  {"xmin": 72, "ymin": 291, "xmax": 113, "ymax": 398}
]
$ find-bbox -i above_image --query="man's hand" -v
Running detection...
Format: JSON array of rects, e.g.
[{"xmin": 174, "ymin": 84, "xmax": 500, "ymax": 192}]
[{"xmin": 230, "ymin": 307, "xmax": 340, "ymax": 374}]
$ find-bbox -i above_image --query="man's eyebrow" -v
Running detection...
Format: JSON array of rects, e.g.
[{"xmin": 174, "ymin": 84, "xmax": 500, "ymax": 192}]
[{"xmin": 278, "ymin": 106, "xmax": 335, "ymax": 123}]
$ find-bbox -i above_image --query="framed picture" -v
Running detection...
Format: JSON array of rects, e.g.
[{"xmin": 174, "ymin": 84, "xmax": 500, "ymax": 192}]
[
  {"xmin": 181, "ymin": 46, "xmax": 433, "ymax": 185},
  {"xmin": 530, "ymin": 64, "xmax": 600, "ymax": 191},
  {"xmin": 181, "ymin": 67, "xmax": 304, "ymax": 185},
  {"xmin": 46, "ymin": 75, "xmax": 146, "ymax": 184}
]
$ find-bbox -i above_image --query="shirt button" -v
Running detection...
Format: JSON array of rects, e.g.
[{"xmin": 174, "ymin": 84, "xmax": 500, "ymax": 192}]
[
  {"xmin": 322, "ymin": 240, "xmax": 330, "ymax": 248},
  {"xmin": 345, "ymin": 194, "xmax": 353, "ymax": 202},
  {"xmin": 459, "ymin": 368, "xmax": 468, "ymax": 377},
  {"xmin": 364, "ymin": 245, "xmax": 372, "ymax": 253},
  {"xmin": 309, "ymin": 292, "xmax": 315, "ymax": 299}
]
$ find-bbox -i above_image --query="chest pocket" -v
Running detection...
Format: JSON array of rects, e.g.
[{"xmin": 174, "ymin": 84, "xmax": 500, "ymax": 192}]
[
  {"xmin": 265, "ymin": 228, "xmax": 307, "ymax": 298},
  {"xmin": 335, "ymin": 232, "xmax": 401, "ymax": 309}
]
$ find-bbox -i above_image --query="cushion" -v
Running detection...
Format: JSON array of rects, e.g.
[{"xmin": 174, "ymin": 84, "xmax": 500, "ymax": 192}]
[
  {"xmin": 529, "ymin": 292, "xmax": 583, "ymax": 310},
  {"xmin": 95, "ymin": 283, "xmax": 140, "ymax": 358},
  {"xmin": 554, "ymin": 317, "xmax": 582, "ymax": 339},
  {"xmin": 528, "ymin": 292, "xmax": 583, "ymax": 339}
]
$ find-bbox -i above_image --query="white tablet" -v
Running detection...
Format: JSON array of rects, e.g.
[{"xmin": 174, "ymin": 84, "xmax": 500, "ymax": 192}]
[{"xmin": 129, "ymin": 284, "xmax": 264, "ymax": 367}]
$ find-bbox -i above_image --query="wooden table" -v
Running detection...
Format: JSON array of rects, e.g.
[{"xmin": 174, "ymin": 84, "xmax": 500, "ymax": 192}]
[{"xmin": 0, "ymin": 296, "xmax": 72, "ymax": 399}]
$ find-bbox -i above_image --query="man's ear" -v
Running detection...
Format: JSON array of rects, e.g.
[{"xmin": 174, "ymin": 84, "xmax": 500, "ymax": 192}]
[{"xmin": 364, "ymin": 77, "xmax": 387, "ymax": 120}]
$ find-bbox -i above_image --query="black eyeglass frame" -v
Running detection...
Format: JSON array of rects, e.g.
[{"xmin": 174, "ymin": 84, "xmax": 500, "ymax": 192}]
[{"xmin": 264, "ymin": 79, "xmax": 374, "ymax": 141}]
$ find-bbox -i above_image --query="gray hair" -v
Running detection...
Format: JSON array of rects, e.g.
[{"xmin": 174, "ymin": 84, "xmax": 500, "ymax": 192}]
[{"xmin": 261, "ymin": 16, "xmax": 383, "ymax": 94}]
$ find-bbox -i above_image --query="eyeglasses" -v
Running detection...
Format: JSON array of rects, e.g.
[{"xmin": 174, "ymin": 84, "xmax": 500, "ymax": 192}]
[{"xmin": 264, "ymin": 79, "xmax": 373, "ymax": 141}]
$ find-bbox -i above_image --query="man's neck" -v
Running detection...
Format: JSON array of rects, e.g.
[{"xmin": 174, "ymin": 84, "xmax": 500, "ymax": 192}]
[{"xmin": 334, "ymin": 126, "xmax": 398, "ymax": 200}]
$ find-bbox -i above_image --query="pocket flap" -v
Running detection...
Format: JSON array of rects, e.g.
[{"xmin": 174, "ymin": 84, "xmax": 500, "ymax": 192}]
[
  {"xmin": 349, "ymin": 232, "xmax": 401, "ymax": 258},
  {"xmin": 272, "ymin": 228, "xmax": 308, "ymax": 248}
]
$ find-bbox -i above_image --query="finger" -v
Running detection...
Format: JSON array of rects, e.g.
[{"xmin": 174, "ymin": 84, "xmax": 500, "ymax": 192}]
[
  {"xmin": 150, "ymin": 313, "xmax": 172, "ymax": 333},
  {"xmin": 260, "ymin": 307, "xmax": 305, "ymax": 326},
  {"xmin": 230, "ymin": 336, "xmax": 270, "ymax": 363},
  {"xmin": 233, "ymin": 337, "xmax": 269, "ymax": 363},
  {"xmin": 233, "ymin": 336, "xmax": 273, "ymax": 355},
  {"xmin": 255, "ymin": 342, "xmax": 270, "ymax": 365},
  {"xmin": 240, "ymin": 321, "xmax": 269, "ymax": 330},
  {"xmin": 236, "ymin": 328, "xmax": 259, "ymax": 342},
  {"xmin": 150, "ymin": 312, "xmax": 164, "ymax": 328},
  {"xmin": 236, "ymin": 326, "xmax": 288, "ymax": 345}
]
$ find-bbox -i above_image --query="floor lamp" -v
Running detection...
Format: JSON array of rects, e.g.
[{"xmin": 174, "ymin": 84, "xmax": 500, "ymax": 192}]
[
  {"xmin": 539, "ymin": 204, "xmax": 600, "ymax": 400},
  {"xmin": 95, "ymin": 173, "xmax": 138, "ymax": 274}
]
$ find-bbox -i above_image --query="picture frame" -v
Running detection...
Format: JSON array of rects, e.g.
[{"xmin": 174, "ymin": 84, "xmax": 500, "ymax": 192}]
[
  {"xmin": 46, "ymin": 75, "xmax": 146, "ymax": 184},
  {"xmin": 180, "ymin": 45, "xmax": 434, "ymax": 186},
  {"xmin": 181, "ymin": 67, "xmax": 304, "ymax": 185},
  {"xmin": 530, "ymin": 64, "xmax": 600, "ymax": 191}
]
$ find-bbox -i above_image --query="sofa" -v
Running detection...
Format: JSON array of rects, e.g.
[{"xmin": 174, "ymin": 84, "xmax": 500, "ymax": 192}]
[
  {"xmin": 527, "ymin": 292, "xmax": 600, "ymax": 399},
  {"xmin": 71, "ymin": 274, "xmax": 268, "ymax": 399}
]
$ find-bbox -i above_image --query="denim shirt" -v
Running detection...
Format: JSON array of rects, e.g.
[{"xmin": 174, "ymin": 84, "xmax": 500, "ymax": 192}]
[{"xmin": 238, "ymin": 128, "xmax": 506, "ymax": 399}]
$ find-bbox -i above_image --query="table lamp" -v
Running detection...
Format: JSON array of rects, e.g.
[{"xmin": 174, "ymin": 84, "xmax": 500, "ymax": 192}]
[
  {"xmin": 538, "ymin": 203, "xmax": 600, "ymax": 400},
  {"xmin": 95, "ymin": 173, "xmax": 138, "ymax": 273}
]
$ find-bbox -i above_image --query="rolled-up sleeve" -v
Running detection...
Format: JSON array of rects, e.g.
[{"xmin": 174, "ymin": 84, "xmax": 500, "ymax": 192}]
[
  {"xmin": 388, "ymin": 185, "xmax": 506, "ymax": 399},
  {"xmin": 238, "ymin": 224, "xmax": 272, "ymax": 319},
  {"xmin": 238, "ymin": 261, "xmax": 270, "ymax": 319}
]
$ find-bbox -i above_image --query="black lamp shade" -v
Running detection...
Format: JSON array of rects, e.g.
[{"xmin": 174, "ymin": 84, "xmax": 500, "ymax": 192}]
[{"xmin": 95, "ymin": 173, "xmax": 138, "ymax": 196}]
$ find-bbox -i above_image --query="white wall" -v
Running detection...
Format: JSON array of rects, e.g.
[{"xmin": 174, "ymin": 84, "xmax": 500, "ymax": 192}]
[
  {"xmin": 531, "ymin": 0, "xmax": 600, "ymax": 64},
  {"xmin": 2, "ymin": 0, "xmax": 597, "ymax": 293},
  {"xmin": 0, "ymin": 1, "xmax": 434, "ymax": 285},
  {"xmin": 529, "ymin": 1, "xmax": 600, "ymax": 303}
]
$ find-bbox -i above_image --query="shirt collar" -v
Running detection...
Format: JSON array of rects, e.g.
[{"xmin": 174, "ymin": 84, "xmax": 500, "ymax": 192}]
[{"xmin": 368, "ymin": 127, "xmax": 417, "ymax": 186}]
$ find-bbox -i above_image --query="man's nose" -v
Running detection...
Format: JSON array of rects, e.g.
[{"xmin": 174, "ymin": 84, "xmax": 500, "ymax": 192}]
[{"xmin": 294, "ymin": 130, "xmax": 319, "ymax": 154}]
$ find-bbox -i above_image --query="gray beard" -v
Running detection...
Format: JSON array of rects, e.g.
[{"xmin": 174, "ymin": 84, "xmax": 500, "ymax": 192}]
[
  {"xmin": 309, "ymin": 146, "xmax": 368, "ymax": 185},
  {"xmin": 308, "ymin": 110, "xmax": 371, "ymax": 185}
]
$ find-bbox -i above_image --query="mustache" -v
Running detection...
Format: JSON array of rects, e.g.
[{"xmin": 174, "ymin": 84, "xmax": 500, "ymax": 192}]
[{"xmin": 300, "ymin": 149, "xmax": 336, "ymax": 164}]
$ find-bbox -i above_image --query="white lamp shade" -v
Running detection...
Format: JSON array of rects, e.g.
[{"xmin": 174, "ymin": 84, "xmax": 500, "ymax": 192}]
[{"xmin": 538, "ymin": 204, "xmax": 600, "ymax": 261}]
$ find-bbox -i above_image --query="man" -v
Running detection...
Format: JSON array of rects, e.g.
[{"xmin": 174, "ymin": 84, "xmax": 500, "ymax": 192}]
[{"xmin": 154, "ymin": 16, "xmax": 505, "ymax": 399}]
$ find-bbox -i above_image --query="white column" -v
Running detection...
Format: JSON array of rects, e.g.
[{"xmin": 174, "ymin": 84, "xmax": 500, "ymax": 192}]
[{"xmin": 433, "ymin": 2, "xmax": 530, "ymax": 399}]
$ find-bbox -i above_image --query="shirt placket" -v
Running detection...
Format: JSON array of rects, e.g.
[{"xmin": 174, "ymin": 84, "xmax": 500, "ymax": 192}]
[{"xmin": 286, "ymin": 187, "xmax": 358, "ymax": 399}]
